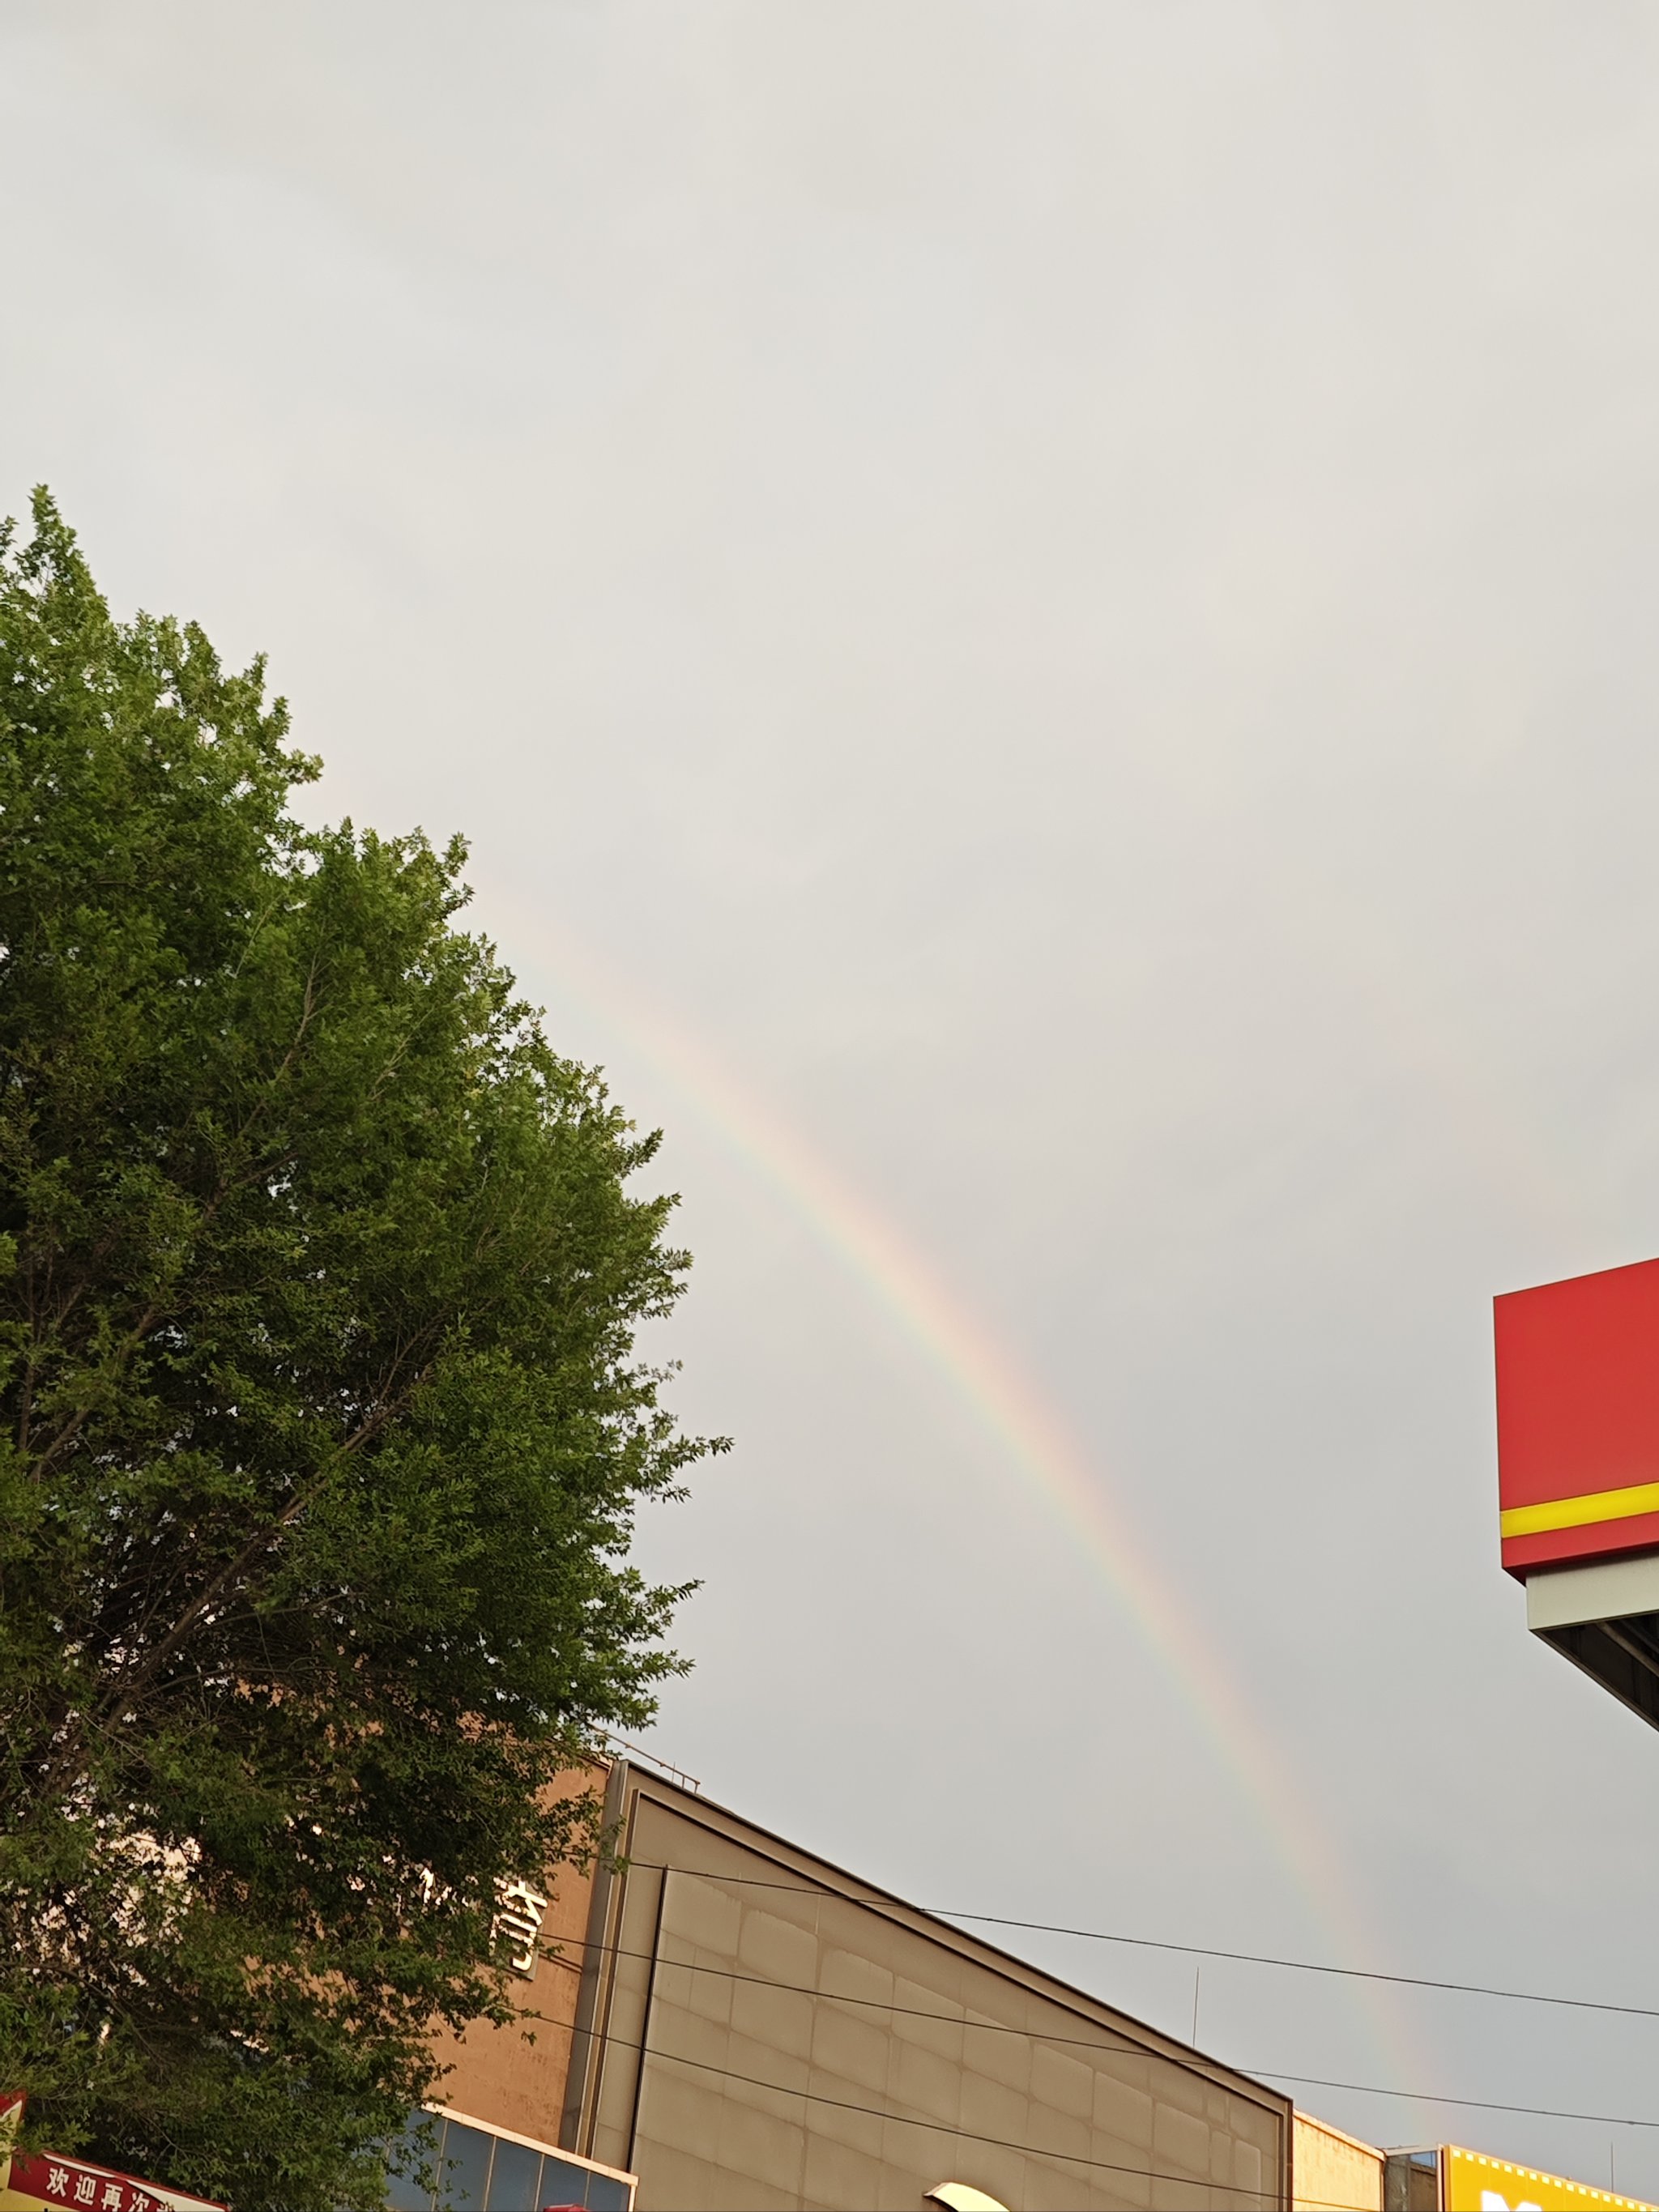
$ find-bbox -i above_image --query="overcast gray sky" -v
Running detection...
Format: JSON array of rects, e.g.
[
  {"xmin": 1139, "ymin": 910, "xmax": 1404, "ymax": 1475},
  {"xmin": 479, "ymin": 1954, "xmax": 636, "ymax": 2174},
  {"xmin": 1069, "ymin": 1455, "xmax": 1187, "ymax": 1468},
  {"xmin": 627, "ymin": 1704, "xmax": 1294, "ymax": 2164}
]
[{"xmin": 11, "ymin": 1, "xmax": 1659, "ymax": 2193}]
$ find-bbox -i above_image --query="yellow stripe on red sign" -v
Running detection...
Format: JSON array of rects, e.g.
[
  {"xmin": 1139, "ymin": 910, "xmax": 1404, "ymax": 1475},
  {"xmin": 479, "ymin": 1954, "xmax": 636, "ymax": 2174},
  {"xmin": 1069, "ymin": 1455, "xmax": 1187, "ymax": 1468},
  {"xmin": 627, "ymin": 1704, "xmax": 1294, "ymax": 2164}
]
[{"xmin": 1499, "ymin": 1478, "xmax": 1659, "ymax": 1540}]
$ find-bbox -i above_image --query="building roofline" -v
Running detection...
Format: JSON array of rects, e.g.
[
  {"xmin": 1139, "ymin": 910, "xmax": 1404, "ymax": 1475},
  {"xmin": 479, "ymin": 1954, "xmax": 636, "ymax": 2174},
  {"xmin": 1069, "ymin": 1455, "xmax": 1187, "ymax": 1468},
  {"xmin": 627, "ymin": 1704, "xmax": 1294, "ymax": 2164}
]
[{"xmin": 609, "ymin": 1760, "xmax": 1291, "ymax": 2123}]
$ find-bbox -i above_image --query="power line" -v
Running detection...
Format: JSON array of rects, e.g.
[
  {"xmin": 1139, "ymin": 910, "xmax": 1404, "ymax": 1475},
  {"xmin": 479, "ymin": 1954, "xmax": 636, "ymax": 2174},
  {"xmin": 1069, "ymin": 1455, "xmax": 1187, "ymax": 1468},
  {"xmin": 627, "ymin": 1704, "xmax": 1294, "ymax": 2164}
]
[
  {"xmin": 1255, "ymin": 2069, "xmax": 1659, "ymax": 2135},
  {"xmin": 536, "ymin": 1929, "xmax": 1659, "ymax": 2136},
  {"xmin": 938, "ymin": 1909, "xmax": 1659, "ymax": 2028},
  {"xmin": 629, "ymin": 1862, "xmax": 1659, "ymax": 2027},
  {"xmin": 575, "ymin": 2026, "xmax": 1290, "ymax": 2208},
  {"xmin": 646, "ymin": 2041, "xmax": 1298, "ymax": 2206},
  {"xmin": 564, "ymin": 2016, "xmax": 1649, "ymax": 2212}
]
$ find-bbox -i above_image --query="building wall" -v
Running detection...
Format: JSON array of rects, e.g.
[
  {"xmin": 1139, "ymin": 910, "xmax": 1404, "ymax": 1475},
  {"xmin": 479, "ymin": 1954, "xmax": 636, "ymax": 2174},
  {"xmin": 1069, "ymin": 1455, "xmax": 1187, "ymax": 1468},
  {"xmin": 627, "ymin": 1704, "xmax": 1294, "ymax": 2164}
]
[
  {"xmin": 415, "ymin": 1765, "xmax": 1596, "ymax": 2212},
  {"xmin": 429, "ymin": 1763, "xmax": 603, "ymax": 2147},
  {"xmin": 1293, "ymin": 2114, "xmax": 1383, "ymax": 2212},
  {"xmin": 562, "ymin": 1768, "xmax": 1291, "ymax": 2212}
]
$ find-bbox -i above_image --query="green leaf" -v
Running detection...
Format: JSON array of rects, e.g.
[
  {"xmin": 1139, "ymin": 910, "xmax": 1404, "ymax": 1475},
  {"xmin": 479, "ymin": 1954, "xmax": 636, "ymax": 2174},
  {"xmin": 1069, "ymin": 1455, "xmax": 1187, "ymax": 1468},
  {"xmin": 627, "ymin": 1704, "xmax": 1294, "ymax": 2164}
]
[{"xmin": 0, "ymin": 490, "xmax": 723, "ymax": 2211}]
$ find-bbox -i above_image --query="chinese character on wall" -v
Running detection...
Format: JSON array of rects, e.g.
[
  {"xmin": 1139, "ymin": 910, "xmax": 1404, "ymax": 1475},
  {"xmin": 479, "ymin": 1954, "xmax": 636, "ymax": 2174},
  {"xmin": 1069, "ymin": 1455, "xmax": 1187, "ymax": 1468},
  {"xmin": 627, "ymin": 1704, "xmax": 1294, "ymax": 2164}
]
[{"xmin": 492, "ymin": 1877, "xmax": 548, "ymax": 1977}]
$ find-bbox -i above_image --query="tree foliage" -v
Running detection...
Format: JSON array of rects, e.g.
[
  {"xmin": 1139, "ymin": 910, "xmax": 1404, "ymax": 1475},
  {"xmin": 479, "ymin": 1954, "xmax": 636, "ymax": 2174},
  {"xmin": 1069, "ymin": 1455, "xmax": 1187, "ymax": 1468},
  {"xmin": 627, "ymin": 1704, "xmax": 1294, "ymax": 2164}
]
[{"xmin": 0, "ymin": 493, "xmax": 713, "ymax": 2210}]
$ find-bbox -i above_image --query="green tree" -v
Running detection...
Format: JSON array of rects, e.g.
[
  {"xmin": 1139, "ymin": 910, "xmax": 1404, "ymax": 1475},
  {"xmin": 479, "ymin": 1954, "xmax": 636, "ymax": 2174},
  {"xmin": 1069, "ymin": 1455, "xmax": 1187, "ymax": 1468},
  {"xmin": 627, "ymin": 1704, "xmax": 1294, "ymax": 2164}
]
[{"xmin": 0, "ymin": 492, "xmax": 714, "ymax": 2211}]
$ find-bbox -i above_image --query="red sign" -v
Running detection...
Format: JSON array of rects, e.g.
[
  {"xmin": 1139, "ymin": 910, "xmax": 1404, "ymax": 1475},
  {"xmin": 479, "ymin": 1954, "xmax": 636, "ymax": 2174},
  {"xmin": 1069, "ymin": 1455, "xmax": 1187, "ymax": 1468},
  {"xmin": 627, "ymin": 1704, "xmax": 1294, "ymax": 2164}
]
[
  {"xmin": 7, "ymin": 2150, "xmax": 224, "ymax": 2212},
  {"xmin": 1495, "ymin": 1255, "xmax": 1659, "ymax": 1575}
]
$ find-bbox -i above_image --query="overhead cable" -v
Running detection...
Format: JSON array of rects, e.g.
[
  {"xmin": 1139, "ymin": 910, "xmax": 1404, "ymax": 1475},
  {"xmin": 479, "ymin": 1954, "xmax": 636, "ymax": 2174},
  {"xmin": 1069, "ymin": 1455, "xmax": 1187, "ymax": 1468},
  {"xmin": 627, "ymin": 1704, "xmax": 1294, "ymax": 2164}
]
[
  {"xmin": 536, "ymin": 1929, "xmax": 1659, "ymax": 2134},
  {"xmin": 552, "ymin": 2015, "xmax": 1640, "ymax": 2212},
  {"xmin": 629, "ymin": 1862, "xmax": 1659, "ymax": 2025}
]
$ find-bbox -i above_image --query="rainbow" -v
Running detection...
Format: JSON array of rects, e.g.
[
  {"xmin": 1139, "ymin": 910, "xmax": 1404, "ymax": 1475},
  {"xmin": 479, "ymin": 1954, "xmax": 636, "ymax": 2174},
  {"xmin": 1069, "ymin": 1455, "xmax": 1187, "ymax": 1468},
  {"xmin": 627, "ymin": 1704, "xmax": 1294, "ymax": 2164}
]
[{"xmin": 501, "ymin": 905, "xmax": 1425, "ymax": 2093}]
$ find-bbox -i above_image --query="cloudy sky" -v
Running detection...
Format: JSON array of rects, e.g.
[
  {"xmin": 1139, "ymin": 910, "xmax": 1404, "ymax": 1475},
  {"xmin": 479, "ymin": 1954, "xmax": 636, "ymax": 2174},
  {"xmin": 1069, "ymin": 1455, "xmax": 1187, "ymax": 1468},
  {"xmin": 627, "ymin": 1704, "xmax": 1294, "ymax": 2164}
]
[{"xmin": 10, "ymin": 2, "xmax": 1659, "ymax": 2194}]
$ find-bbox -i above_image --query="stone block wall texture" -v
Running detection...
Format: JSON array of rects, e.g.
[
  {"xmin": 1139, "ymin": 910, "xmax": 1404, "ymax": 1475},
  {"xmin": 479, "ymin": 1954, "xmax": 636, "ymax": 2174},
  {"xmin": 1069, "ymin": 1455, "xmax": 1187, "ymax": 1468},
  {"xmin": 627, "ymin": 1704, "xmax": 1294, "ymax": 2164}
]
[
  {"xmin": 1292, "ymin": 2114, "xmax": 1384, "ymax": 2212},
  {"xmin": 572, "ymin": 1776, "xmax": 1290, "ymax": 2212}
]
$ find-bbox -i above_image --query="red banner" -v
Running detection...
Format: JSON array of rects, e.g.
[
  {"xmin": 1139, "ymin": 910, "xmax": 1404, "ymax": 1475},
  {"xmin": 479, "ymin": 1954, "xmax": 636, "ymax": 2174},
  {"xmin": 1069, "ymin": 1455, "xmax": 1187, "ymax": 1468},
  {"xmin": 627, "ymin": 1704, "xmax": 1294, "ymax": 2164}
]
[{"xmin": 7, "ymin": 2150, "xmax": 224, "ymax": 2212}]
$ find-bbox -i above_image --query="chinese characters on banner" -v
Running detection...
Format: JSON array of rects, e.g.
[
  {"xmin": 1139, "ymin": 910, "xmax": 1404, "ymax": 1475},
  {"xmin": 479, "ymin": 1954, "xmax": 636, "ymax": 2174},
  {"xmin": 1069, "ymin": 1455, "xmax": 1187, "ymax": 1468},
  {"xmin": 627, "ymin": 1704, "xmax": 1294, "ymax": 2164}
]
[{"xmin": 6, "ymin": 2150, "xmax": 224, "ymax": 2212}]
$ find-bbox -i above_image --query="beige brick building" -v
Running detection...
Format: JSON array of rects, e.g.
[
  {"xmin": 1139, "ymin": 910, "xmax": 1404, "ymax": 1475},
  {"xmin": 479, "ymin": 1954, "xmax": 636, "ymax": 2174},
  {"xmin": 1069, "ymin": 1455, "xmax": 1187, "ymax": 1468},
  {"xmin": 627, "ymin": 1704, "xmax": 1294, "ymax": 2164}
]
[
  {"xmin": 408, "ymin": 1759, "xmax": 1294, "ymax": 2210},
  {"xmin": 390, "ymin": 1764, "xmax": 1659, "ymax": 2212},
  {"xmin": 1290, "ymin": 2115, "xmax": 1383, "ymax": 2212}
]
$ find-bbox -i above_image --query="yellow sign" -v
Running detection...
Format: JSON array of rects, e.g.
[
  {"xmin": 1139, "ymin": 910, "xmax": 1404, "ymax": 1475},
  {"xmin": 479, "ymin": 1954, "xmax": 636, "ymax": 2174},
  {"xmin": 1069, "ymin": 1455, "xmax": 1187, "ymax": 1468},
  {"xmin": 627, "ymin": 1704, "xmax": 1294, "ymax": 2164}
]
[{"xmin": 1445, "ymin": 2146, "xmax": 1653, "ymax": 2212}]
